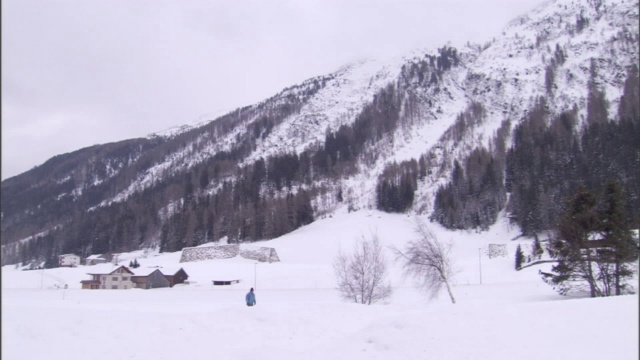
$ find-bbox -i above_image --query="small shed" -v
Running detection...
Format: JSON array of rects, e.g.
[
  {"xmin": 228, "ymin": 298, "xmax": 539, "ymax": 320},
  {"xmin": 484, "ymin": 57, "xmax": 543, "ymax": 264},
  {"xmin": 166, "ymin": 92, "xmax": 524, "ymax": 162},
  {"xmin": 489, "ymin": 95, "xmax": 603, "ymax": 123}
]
[{"xmin": 212, "ymin": 280, "xmax": 240, "ymax": 286}]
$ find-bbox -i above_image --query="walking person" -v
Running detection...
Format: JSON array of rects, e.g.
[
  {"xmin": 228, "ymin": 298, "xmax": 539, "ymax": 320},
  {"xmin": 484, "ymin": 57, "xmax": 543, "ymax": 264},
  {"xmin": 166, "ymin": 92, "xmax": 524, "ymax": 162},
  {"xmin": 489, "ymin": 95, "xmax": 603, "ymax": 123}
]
[{"xmin": 246, "ymin": 288, "xmax": 256, "ymax": 307}]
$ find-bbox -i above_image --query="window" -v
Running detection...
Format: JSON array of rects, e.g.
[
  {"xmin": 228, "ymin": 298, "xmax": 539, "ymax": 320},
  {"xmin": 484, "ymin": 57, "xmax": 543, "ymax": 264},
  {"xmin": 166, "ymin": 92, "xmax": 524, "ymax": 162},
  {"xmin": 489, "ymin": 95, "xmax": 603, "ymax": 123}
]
[
  {"xmin": 112, "ymin": 277, "xmax": 118, "ymax": 281},
  {"xmin": 112, "ymin": 285, "xmax": 118, "ymax": 289},
  {"xmin": 124, "ymin": 285, "xmax": 128, "ymax": 289},
  {"xmin": 122, "ymin": 277, "xmax": 129, "ymax": 281},
  {"xmin": 102, "ymin": 276, "xmax": 106, "ymax": 281}
]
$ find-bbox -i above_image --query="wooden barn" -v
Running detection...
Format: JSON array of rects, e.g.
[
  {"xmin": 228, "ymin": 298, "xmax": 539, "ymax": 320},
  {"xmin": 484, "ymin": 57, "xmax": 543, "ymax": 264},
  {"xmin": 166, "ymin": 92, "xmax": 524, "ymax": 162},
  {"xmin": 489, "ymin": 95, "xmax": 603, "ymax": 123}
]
[
  {"xmin": 131, "ymin": 269, "xmax": 171, "ymax": 289},
  {"xmin": 163, "ymin": 267, "xmax": 189, "ymax": 287}
]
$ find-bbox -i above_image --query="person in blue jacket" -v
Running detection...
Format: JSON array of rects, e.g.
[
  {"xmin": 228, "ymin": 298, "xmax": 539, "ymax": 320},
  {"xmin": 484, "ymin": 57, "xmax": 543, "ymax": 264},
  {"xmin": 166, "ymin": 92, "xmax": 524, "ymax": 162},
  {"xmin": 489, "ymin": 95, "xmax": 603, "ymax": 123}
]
[{"xmin": 246, "ymin": 288, "xmax": 256, "ymax": 306}]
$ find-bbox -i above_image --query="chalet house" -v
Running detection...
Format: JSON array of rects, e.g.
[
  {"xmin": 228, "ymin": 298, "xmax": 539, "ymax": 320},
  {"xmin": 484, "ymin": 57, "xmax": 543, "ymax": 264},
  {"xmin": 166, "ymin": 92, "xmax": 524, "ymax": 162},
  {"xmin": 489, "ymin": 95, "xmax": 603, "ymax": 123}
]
[
  {"xmin": 59, "ymin": 254, "xmax": 81, "ymax": 267},
  {"xmin": 80, "ymin": 265, "xmax": 134, "ymax": 290},
  {"xmin": 81, "ymin": 265, "xmax": 189, "ymax": 289},
  {"xmin": 582, "ymin": 233, "xmax": 617, "ymax": 251},
  {"xmin": 85, "ymin": 254, "xmax": 107, "ymax": 266},
  {"xmin": 131, "ymin": 269, "xmax": 170, "ymax": 289}
]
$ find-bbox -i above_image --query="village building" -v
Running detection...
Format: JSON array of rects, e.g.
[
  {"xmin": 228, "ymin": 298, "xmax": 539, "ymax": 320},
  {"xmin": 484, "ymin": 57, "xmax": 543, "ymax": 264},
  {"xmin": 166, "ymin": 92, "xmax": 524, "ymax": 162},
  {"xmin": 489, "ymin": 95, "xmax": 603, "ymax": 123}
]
[
  {"xmin": 85, "ymin": 254, "xmax": 108, "ymax": 266},
  {"xmin": 131, "ymin": 269, "xmax": 170, "ymax": 289},
  {"xmin": 162, "ymin": 266, "xmax": 189, "ymax": 287},
  {"xmin": 80, "ymin": 265, "xmax": 189, "ymax": 290},
  {"xmin": 58, "ymin": 254, "xmax": 81, "ymax": 267},
  {"xmin": 80, "ymin": 265, "xmax": 134, "ymax": 290},
  {"xmin": 212, "ymin": 279, "xmax": 240, "ymax": 286}
]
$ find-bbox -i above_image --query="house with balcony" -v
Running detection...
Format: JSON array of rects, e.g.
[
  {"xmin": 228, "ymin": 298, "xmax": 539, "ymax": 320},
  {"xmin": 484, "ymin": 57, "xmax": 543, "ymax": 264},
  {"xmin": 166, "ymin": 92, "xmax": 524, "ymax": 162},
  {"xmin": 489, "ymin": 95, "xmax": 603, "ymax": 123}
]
[
  {"xmin": 59, "ymin": 254, "xmax": 81, "ymax": 267},
  {"xmin": 80, "ymin": 265, "xmax": 134, "ymax": 289}
]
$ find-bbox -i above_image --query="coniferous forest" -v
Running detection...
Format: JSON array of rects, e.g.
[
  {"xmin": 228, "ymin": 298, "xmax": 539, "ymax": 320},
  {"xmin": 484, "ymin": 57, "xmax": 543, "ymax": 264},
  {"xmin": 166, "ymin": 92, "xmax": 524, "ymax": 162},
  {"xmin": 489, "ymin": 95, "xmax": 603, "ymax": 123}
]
[
  {"xmin": 1, "ymin": 25, "xmax": 638, "ymax": 268},
  {"xmin": 431, "ymin": 65, "xmax": 639, "ymax": 234}
]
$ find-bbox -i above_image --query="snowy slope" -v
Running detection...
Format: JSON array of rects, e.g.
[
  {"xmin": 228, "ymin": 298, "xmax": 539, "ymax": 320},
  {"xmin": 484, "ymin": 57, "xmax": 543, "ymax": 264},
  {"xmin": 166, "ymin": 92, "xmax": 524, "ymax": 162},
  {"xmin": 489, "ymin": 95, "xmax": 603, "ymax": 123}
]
[
  {"xmin": 247, "ymin": 57, "xmax": 405, "ymax": 162},
  {"xmin": 63, "ymin": 0, "xmax": 639, "ymax": 216},
  {"xmin": 3, "ymin": 209, "xmax": 638, "ymax": 360},
  {"xmin": 217, "ymin": 0, "xmax": 640, "ymax": 213}
]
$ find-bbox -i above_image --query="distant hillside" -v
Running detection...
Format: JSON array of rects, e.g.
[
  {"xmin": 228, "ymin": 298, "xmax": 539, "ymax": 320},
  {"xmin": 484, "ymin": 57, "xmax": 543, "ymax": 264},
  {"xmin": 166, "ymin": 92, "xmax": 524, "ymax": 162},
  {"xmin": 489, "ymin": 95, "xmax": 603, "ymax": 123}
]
[{"xmin": 2, "ymin": 0, "xmax": 638, "ymax": 266}]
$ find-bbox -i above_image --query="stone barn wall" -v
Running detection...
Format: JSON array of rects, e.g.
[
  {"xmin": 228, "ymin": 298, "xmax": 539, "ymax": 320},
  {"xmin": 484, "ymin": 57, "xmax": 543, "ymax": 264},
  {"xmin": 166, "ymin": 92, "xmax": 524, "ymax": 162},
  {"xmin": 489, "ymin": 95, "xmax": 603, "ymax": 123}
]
[
  {"xmin": 239, "ymin": 247, "xmax": 281, "ymax": 263},
  {"xmin": 486, "ymin": 244, "xmax": 508, "ymax": 259},
  {"xmin": 180, "ymin": 245, "xmax": 280, "ymax": 263}
]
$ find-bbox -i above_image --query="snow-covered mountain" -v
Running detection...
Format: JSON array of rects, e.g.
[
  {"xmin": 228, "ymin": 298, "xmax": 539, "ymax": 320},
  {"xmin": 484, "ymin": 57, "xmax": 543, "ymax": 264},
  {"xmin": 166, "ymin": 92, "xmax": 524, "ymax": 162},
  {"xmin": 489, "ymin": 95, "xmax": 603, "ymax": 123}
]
[{"xmin": 1, "ymin": 0, "xmax": 638, "ymax": 265}]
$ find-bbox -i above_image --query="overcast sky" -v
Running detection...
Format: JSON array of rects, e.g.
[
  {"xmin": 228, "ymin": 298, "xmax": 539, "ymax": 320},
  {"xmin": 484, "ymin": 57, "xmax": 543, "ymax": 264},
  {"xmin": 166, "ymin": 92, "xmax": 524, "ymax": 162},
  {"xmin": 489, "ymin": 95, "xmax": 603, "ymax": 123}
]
[{"xmin": 1, "ymin": 0, "xmax": 542, "ymax": 180}]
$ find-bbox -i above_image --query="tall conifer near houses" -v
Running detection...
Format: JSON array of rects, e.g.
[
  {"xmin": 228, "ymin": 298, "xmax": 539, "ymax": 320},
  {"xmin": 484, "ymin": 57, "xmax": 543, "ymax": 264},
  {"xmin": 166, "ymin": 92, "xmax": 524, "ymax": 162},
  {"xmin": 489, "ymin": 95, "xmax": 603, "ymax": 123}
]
[
  {"xmin": 597, "ymin": 182, "xmax": 638, "ymax": 295},
  {"xmin": 515, "ymin": 244, "xmax": 525, "ymax": 270},
  {"xmin": 542, "ymin": 187, "xmax": 600, "ymax": 297}
]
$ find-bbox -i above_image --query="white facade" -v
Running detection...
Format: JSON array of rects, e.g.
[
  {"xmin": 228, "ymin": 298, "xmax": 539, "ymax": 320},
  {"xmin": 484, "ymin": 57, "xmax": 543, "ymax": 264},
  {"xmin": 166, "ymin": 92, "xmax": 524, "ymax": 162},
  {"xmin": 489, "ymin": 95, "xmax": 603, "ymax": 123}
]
[
  {"xmin": 59, "ymin": 254, "xmax": 81, "ymax": 267},
  {"xmin": 100, "ymin": 266, "xmax": 134, "ymax": 289}
]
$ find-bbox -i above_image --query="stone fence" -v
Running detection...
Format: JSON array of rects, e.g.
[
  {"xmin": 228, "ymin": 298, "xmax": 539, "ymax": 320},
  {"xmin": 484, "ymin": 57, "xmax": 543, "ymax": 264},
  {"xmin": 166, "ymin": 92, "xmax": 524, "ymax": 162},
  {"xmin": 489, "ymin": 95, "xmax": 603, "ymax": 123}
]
[
  {"xmin": 486, "ymin": 244, "xmax": 508, "ymax": 259},
  {"xmin": 180, "ymin": 244, "xmax": 280, "ymax": 263}
]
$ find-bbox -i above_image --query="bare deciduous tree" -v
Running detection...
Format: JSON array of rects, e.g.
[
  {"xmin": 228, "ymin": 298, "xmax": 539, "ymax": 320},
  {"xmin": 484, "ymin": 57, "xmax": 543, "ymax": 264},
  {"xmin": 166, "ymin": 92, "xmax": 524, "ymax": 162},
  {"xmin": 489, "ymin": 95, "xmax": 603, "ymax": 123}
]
[
  {"xmin": 333, "ymin": 233, "xmax": 393, "ymax": 305},
  {"xmin": 395, "ymin": 218, "xmax": 457, "ymax": 304}
]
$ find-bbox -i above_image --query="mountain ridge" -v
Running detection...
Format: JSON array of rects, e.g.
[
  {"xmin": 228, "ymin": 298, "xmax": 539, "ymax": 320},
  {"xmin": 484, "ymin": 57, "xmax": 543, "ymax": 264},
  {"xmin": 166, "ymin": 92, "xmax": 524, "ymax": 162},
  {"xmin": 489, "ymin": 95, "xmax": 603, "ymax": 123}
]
[{"xmin": 2, "ymin": 0, "xmax": 638, "ymax": 266}]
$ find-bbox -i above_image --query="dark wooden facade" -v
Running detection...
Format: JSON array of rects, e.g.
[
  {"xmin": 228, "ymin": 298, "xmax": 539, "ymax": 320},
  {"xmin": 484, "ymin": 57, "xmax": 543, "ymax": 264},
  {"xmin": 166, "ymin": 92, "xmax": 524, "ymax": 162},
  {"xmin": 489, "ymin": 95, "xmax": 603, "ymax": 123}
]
[{"xmin": 165, "ymin": 268, "xmax": 189, "ymax": 287}]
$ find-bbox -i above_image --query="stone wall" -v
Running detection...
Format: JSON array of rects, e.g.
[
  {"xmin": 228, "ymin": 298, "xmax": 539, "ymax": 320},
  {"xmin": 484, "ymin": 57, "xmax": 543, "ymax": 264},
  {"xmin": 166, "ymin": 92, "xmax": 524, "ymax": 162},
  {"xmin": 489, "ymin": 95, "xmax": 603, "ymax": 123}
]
[
  {"xmin": 180, "ymin": 245, "xmax": 280, "ymax": 263},
  {"xmin": 486, "ymin": 244, "xmax": 508, "ymax": 259},
  {"xmin": 239, "ymin": 247, "xmax": 281, "ymax": 263}
]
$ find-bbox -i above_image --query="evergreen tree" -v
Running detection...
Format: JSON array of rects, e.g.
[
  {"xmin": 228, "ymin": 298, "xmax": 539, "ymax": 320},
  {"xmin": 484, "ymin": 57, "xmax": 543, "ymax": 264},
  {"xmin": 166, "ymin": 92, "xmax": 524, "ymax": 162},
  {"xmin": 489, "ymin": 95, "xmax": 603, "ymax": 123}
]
[
  {"xmin": 515, "ymin": 244, "xmax": 525, "ymax": 270},
  {"xmin": 618, "ymin": 64, "xmax": 639, "ymax": 122},
  {"xmin": 586, "ymin": 59, "xmax": 609, "ymax": 126},
  {"xmin": 541, "ymin": 184, "xmax": 638, "ymax": 297},
  {"xmin": 597, "ymin": 182, "xmax": 638, "ymax": 295},
  {"xmin": 543, "ymin": 187, "xmax": 600, "ymax": 297},
  {"xmin": 532, "ymin": 235, "xmax": 544, "ymax": 260}
]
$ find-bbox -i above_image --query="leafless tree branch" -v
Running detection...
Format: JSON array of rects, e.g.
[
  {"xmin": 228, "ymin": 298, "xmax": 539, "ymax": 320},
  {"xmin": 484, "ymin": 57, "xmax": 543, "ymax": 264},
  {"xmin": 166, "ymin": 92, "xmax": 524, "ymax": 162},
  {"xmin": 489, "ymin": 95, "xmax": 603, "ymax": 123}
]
[
  {"xmin": 393, "ymin": 217, "xmax": 457, "ymax": 304},
  {"xmin": 333, "ymin": 232, "xmax": 393, "ymax": 305}
]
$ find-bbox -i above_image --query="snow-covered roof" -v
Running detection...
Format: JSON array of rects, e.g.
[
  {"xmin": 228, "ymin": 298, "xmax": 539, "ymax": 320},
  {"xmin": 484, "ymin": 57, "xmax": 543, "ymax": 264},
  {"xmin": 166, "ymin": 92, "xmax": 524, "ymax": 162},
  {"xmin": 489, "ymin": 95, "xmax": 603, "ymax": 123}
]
[
  {"xmin": 86, "ymin": 254, "xmax": 106, "ymax": 260},
  {"xmin": 130, "ymin": 267, "xmax": 164, "ymax": 276},
  {"xmin": 154, "ymin": 265, "xmax": 187, "ymax": 276},
  {"xmin": 87, "ymin": 265, "xmax": 134, "ymax": 276},
  {"xmin": 128, "ymin": 265, "xmax": 186, "ymax": 277}
]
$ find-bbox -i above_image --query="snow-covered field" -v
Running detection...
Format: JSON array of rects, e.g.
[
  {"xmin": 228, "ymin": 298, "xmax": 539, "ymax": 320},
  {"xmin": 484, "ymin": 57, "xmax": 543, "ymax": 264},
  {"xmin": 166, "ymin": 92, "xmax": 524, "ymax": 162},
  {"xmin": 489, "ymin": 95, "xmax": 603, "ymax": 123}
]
[{"xmin": 2, "ymin": 210, "xmax": 638, "ymax": 359}]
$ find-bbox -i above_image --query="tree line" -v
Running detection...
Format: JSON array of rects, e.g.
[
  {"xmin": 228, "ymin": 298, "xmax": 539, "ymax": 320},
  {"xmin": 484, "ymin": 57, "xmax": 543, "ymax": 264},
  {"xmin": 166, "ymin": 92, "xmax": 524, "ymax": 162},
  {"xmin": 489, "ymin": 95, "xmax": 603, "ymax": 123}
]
[
  {"xmin": 506, "ymin": 64, "xmax": 639, "ymax": 236},
  {"xmin": 429, "ymin": 64, "xmax": 638, "ymax": 234}
]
